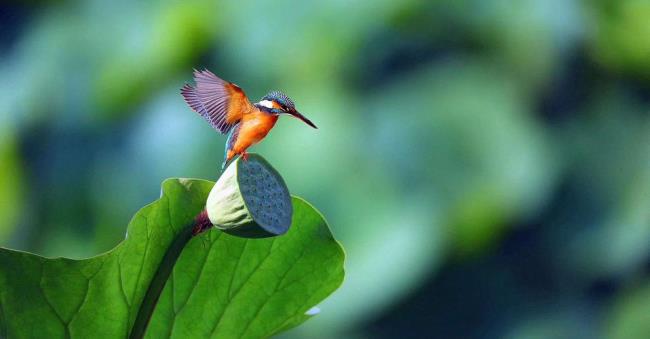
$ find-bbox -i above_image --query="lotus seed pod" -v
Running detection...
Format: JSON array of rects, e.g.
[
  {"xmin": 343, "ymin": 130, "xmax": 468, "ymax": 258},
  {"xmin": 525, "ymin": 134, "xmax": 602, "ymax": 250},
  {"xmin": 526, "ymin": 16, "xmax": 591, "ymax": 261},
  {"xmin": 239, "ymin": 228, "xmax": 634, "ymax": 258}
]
[{"xmin": 205, "ymin": 154, "xmax": 293, "ymax": 238}]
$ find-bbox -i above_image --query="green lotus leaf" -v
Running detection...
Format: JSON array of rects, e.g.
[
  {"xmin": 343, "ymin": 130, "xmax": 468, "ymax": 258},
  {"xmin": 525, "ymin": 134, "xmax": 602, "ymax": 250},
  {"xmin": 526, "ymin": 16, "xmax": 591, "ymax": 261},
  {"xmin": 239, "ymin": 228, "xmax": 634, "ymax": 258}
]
[{"xmin": 0, "ymin": 178, "xmax": 344, "ymax": 338}]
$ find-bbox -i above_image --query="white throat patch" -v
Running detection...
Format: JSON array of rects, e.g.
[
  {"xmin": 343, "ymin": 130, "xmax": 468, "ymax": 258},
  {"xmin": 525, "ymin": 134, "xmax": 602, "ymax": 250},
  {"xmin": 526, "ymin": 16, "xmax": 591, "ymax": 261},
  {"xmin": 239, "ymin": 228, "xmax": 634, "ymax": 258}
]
[{"xmin": 258, "ymin": 100, "xmax": 274, "ymax": 109}]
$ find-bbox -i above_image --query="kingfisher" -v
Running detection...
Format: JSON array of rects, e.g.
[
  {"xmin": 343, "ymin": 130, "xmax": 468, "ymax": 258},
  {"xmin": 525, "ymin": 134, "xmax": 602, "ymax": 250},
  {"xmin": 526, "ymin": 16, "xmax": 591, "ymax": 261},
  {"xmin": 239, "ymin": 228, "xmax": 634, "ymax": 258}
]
[{"xmin": 181, "ymin": 69, "xmax": 317, "ymax": 169}]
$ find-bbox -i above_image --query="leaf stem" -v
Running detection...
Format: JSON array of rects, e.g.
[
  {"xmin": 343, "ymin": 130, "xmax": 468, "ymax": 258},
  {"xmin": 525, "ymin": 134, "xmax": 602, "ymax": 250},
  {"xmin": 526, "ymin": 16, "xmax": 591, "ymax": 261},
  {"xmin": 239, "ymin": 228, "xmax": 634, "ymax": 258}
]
[{"xmin": 129, "ymin": 210, "xmax": 211, "ymax": 339}]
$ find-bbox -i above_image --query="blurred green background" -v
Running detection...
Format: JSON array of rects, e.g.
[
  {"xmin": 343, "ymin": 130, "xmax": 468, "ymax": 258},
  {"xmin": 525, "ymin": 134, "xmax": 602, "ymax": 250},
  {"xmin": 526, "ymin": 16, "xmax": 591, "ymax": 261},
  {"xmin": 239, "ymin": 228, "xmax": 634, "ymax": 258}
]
[{"xmin": 1, "ymin": 0, "xmax": 649, "ymax": 338}]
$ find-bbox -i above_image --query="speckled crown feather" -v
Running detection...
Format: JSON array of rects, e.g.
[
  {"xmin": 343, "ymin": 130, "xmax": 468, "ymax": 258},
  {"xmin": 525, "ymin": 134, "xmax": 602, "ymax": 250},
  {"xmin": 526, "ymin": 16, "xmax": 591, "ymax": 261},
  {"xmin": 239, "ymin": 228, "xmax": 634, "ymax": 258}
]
[{"xmin": 262, "ymin": 91, "xmax": 295, "ymax": 110}]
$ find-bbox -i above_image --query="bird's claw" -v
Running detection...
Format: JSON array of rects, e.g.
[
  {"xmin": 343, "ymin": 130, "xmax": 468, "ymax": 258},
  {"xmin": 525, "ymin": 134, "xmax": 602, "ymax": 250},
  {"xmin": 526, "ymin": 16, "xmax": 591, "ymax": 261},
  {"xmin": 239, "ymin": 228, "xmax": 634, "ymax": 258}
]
[{"xmin": 242, "ymin": 152, "xmax": 249, "ymax": 161}]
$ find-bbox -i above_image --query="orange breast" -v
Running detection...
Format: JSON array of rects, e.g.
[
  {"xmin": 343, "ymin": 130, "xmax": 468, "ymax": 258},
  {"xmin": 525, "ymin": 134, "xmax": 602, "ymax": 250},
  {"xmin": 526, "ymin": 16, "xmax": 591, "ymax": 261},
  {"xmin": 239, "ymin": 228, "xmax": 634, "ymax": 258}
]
[{"xmin": 232, "ymin": 110, "xmax": 278, "ymax": 153}]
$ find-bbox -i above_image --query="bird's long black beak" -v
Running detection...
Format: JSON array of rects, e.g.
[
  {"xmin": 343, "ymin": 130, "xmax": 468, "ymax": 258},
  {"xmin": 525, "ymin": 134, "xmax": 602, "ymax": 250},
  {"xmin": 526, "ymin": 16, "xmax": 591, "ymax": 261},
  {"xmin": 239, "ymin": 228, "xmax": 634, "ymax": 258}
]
[{"xmin": 287, "ymin": 110, "xmax": 317, "ymax": 129}]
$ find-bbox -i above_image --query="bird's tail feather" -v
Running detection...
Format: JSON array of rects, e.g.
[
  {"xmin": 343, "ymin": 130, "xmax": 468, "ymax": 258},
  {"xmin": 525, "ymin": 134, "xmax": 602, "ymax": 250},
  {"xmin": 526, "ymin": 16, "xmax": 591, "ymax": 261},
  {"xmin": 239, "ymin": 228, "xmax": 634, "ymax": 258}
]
[
  {"xmin": 221, "ymin": 123, "xmax": 241, "ymax": 170},
  {"xmin": 221, "ymin": 157, "xmax": 233, "ymax": 171}
]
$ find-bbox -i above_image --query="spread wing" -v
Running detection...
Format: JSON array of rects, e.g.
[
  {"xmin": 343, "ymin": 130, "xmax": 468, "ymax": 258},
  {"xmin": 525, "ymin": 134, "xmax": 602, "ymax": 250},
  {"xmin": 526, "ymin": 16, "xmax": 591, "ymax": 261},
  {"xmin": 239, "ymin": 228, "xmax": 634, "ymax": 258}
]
[{"xmin": 181, "ymin": 69, "xmax": 253, "ymax": 134}]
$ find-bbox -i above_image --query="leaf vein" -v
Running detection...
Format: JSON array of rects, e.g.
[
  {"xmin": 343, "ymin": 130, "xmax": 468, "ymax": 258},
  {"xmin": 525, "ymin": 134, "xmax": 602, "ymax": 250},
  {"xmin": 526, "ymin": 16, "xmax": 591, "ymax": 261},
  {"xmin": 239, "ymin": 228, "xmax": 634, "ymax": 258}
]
[
  {"xmin": 117, "ymin": 259, "xmax": 131, "ymax": 308},
  {"xmin": 38, "ymin": 262, "xmax": 69, "ymax": 338},
  {"xmin": 69, "ymin": 259, "xmax": 105, "ymax": 327},
  {"xmin": 226, "ymin": 240, "xmax": 249, "ymax": 300},
  {"xmin": 169, "ymin": 234, "xmax": 217, "ymax": 338},
  {"xmin": 130, "ymin": 214, "xmax": 152, "ymax": 328},
  {"xmin": 209, "ymin": 238, "xmax": 277, "ymax": 337},
  {"xmin": 237, "ymin": 251, "xmax": 299, "ymax": 339}
]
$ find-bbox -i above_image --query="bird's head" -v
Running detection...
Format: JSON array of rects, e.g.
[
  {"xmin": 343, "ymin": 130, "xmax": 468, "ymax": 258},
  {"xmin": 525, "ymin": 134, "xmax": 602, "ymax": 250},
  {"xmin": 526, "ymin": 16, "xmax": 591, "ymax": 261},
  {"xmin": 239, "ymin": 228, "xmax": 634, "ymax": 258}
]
[{"xmin": 257, "ymin": 91, "xmax": 317, "ymax": 128}]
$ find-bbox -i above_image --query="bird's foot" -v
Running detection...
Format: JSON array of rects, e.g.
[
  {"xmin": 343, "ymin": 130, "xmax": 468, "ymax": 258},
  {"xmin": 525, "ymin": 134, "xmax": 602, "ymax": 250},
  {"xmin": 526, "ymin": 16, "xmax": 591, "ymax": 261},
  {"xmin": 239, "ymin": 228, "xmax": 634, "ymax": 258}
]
[{"xmin": 241, "ymin": 152, "xmax": 249, "ymax": 161}]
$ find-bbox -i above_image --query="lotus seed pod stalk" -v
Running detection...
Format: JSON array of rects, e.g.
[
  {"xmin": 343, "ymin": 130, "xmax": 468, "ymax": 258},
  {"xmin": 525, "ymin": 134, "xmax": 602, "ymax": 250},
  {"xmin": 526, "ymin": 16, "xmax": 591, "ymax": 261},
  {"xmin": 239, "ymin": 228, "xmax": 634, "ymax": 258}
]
[{"xmin": 205, "ymin": 154, "xmax": 293, "ymax": 238}]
